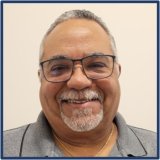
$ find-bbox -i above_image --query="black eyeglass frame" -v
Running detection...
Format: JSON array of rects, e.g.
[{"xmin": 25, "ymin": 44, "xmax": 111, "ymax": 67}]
[{"xmin": 39, "ymin": 54, "xmax": 116, "ymax": 83}]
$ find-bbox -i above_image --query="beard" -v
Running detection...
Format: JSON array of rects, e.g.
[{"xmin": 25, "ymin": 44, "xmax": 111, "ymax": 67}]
[
  {"xmin": 61, "ymin": 107, "xmax": 103, "ymax": 132},
  {"xmin": 58, "ymin": 88, "xmax": 104, "ymax": 132}
]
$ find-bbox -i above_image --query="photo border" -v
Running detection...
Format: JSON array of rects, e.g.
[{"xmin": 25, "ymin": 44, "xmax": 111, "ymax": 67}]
[{"xmin": 0, "ymin": 0, "xmax": 159, "ymax": 159}]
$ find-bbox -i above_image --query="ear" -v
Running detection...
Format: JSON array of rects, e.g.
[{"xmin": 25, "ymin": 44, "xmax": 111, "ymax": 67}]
[
  {"xmin": 115, "ymin": 63, "xmax": 121, "ymax": 78},
  {"xmin": 118, "ymin": 64, "xmax": 121, "ymax": 78},
  {"xmin": 38, "ymin": 70, "xmax": 42, "ymax": 83}
]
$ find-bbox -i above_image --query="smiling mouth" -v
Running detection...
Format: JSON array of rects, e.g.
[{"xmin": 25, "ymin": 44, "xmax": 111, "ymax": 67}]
[{"xmin": 61, "ymin": 98, "xmax": 100, "ymax": 104}]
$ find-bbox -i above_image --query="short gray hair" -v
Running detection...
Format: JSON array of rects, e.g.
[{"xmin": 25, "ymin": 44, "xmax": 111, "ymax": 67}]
[{"xmin": 39, "ymin": 9, "xmax": 117, "ymax": 62}]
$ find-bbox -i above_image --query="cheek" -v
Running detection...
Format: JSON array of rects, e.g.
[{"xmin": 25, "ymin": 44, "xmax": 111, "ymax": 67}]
[
  {"xmin": 39, "ymin": 82, "xmax": 64, "ymax": 113},
  {"xmin": 39, "ymin": 82, "xmax": 69, "ymax": 132},
  {"xmin": 96, "ymin": 78, "xmax": 119, "ymax": 97},
  {"xmin": 41, "ymin": 83, "xmax": 59, "ymax": 98},
  {"xmin": 95, "ymin": 77, "xmax": 120, "ymax": 112},
  {"xmin": 95, "ymin": 78, "xmax": 120, "ymax": 125}
]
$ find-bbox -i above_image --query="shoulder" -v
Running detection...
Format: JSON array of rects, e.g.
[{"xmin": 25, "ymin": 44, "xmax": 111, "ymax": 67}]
[
  {"xmin": 128, "ymin": 125, "xmax": 156, "ymax": 141},
  {"xmin": 128, "ymin": 125, "xmax": 157, "ymax": 155},
  {"xmin": 3, "ymin": 124, "xmax": 31, "ymax": 157}
]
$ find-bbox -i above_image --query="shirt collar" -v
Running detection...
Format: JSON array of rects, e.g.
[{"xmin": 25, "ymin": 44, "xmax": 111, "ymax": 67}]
[
  {"xmin": 109, "ymin": 112, "xmax": 147, "ymax": 157},
  {"xmin": 21, "ymin": 112, "xmax": 63, "ymax": 157}
]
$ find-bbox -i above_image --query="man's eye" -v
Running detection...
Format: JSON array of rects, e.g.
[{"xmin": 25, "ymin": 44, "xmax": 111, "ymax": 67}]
[
  {"xmin": 50, "ymin": 65, "xmax": 69, "ymax": 76},
  {"xmin": 87, "ymin": 62, "xmax": 107, "ymax": 69}
]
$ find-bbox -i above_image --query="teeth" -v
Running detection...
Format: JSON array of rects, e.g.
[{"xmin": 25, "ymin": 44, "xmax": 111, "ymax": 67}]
[
  {"xmin": 61, "ymin": 99, "xmax": 98, "ymax": 104},
  {"xmin": 69, "ymin": 100, "xmax": 85, "ymax": 104}
]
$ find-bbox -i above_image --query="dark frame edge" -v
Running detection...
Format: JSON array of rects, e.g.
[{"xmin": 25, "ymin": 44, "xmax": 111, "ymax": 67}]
[
  {"xmin": 1, "ymin": 1, "xmax": 4, "ymax": 159},
  {"xmin": 0, "ymin": 0, "xmax": 159, "ymax": 159}
]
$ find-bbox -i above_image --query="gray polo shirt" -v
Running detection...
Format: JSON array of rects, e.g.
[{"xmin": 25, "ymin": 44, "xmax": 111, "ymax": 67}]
[{"xmin": 3, "ymin": 112, "xmax": 157, "ymax": 157}]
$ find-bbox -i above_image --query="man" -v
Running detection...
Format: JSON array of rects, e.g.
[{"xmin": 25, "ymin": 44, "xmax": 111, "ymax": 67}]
[{"xmin": 4, "ymin": 10, "xmax": 157, "ymax": 157}]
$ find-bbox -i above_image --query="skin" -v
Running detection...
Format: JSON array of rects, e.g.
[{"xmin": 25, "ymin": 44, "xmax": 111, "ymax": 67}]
[{"xmin": 39, "ymin": 19, "xmax": 121, "ymax": 156}]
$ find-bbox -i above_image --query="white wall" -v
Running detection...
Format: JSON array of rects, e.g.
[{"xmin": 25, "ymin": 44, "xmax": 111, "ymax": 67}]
[{"xmin": 3, "ymin": 3, "xmax": 157, "ymax": 132}]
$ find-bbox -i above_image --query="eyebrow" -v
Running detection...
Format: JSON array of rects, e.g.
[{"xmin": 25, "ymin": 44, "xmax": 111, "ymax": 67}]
[
  {"xmin": 45, "ymin": 52, "xmax": 106, "ymax": 62},
  {"xmin": 87, "ymin": 52, "xmax": 105, "ymax": 56},
  {"xmin": 49, "ymin": 55, "xmax": 68, "ymax": 60}
]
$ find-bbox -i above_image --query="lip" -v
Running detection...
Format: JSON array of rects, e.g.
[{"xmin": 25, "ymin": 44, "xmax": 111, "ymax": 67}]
[{"xmin": 60, "ymin": 100, "xmax": 101, "ymax": 108}]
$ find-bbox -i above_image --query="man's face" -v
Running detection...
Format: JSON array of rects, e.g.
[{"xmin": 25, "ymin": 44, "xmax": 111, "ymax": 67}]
[{"xmin": 39, "ymin": 19, "xmax": 121, "ymax": 134}]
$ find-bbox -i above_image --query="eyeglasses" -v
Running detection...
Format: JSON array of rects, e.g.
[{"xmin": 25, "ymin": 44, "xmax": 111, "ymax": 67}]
[{"xmin": 40, "ymin": 54, "xmax": 116, "ymax": 83}]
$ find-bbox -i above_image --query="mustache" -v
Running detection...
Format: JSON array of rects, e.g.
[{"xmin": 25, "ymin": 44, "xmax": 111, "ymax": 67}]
[{"xmin": 58, "ymin": 89, "xmax": 104, "ymax": 103}]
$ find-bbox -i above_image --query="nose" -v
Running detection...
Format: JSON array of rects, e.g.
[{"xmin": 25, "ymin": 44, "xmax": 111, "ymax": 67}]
[{"xmin": 67, "ymin": 66, "xmax": 92, "ymax": 90}]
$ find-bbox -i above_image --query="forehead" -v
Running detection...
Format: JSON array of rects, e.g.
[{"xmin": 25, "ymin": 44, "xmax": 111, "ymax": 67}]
[
  {"xmin": 48, "ymin": 19, "xmax": 108, "ymax": 38},
  {"xmin": 42, "ymin": 19, "xmax": 112, "ymax": 60}
]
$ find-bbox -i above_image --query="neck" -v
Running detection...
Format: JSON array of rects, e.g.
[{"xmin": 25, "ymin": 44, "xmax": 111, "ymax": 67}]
[{"xmin": 53, "ymin": 123, "xmax": 118, "ymax": 157}]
